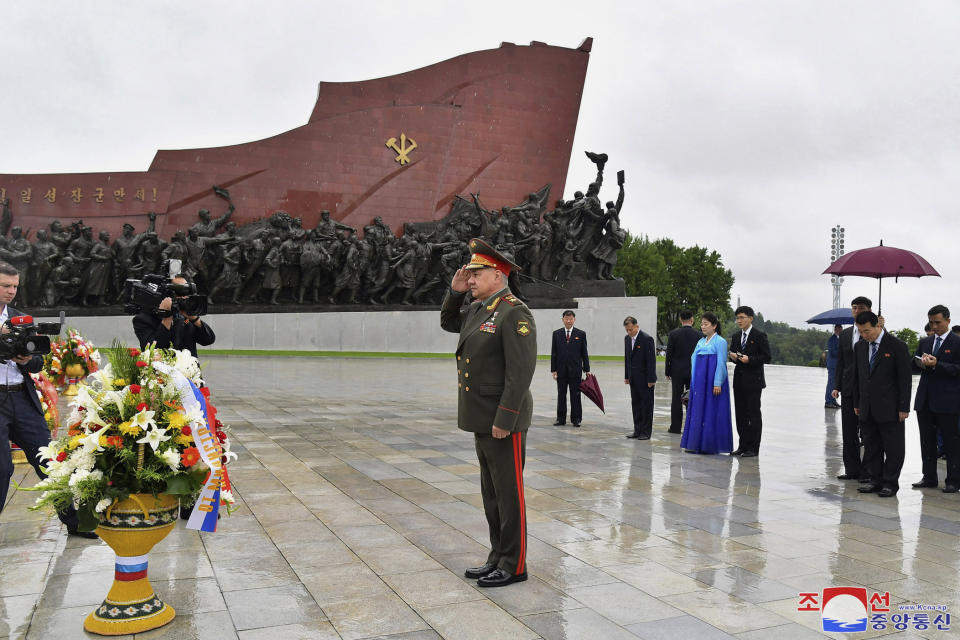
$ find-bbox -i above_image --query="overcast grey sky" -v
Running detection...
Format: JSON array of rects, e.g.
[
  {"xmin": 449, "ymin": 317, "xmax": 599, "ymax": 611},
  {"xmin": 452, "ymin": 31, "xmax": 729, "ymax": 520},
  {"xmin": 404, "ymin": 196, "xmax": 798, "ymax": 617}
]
[{"xmin": 2, "ymin": 1, "xmax": 957, "ymax": 332}]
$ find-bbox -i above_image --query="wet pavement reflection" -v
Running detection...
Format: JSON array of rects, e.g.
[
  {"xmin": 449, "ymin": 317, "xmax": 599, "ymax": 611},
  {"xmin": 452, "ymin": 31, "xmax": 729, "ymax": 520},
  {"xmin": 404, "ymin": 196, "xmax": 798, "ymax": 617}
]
[{"xmin": 2, "ymin": 356, "xmax": 957, "ymax": 638}]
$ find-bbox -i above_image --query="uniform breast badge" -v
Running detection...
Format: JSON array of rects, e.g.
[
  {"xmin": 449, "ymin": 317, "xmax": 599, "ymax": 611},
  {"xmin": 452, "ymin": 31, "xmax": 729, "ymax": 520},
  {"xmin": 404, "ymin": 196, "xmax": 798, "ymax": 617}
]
[
  {"xmin": 480, "ymin": 322, "xmax": 497, "ymax": 334},
  {"xmin": 517, "ymin": 321, "xmax": 531, "ymax": 336}
]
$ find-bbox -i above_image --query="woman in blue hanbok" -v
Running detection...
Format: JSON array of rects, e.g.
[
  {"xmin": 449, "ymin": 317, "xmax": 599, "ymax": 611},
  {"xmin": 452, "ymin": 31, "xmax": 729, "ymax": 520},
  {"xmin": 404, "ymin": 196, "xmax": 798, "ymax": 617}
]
[{"xmin": 681, "ymin": 312, "xmax": 733, "ymax": 454}]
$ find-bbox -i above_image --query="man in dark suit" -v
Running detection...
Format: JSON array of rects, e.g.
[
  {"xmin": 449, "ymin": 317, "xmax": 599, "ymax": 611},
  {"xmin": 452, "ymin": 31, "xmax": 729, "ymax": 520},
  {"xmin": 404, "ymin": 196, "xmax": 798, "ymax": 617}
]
[
  {"xmin": 0, "ymin": 261, "xmax": 92, "ymax": 537},
  {"xmin": 624, "ymin": 316, "xmax": 656, "ymax": 440},
  {"xmin": 133, "ymin": 276, "xmax": 216, "ymax": 357},
  {"xmin": 729, "ymin": 306, "xmax": 771, "ymax": 457},
  {"xmin": 665, "ymin": 310, "xmax": 700, "ymax": 434},
  {"xmin": 550, "ymin": 310, "xmax": 590, "ymax": 427},
  {"xmin": 853, "ymin": 311, "xmax": 911, "ymax": 497},
  {"xmin": 911, "ymin": 304, "xmax": 960, "ymax": 492},
  {"xmin": 832, "ymin": 296, "xmax": 874, "ymax": 481}
]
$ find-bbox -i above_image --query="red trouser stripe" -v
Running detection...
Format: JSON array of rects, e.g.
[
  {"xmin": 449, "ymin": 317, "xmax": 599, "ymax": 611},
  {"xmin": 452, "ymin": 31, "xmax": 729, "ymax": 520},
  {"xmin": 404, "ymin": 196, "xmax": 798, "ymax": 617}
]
[
  {"xmin": 512, "ymin": 431, "xmax": 526, "ymax": 574},
  {"xmin": 115, "ymin": 569, "xmax": 148, "ymax": 582}
]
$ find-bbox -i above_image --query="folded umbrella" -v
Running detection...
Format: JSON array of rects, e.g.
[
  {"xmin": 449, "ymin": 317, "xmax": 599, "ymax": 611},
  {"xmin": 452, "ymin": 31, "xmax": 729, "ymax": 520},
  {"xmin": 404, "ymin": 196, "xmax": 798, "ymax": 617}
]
[{"xmin": 579, "ymin": 374, "xmax": 605, "ymax": 414}]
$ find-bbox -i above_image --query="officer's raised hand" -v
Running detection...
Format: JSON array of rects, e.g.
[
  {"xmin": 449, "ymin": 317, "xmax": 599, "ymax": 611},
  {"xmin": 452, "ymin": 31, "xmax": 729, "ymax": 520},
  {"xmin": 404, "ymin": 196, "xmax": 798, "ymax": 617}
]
[{"xmin": 450, "ymin": 266, "xmax": 470, "ymax": 293}]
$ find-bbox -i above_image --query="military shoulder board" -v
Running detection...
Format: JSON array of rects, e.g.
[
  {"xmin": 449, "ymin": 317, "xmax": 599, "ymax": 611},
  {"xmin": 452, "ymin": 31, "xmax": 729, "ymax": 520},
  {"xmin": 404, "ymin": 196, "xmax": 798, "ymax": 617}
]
[{"xmin": 502, "ymin": 294, "xmax": 521, "ymax": 306}]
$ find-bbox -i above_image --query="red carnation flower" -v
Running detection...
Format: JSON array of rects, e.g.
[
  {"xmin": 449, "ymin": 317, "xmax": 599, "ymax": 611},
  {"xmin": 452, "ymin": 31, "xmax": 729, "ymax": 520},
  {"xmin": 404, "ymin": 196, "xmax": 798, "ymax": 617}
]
[
  {"xmin": 216, "ymin": 431, "xmax": 227, "ymax": 443},
  {"xmin": 215, "ymin": 419, "xmax": 223, "ymax": 429},
  {"xmin": 56, "ymin": 451, "xmax": 67, "ymax": 462},
  {"xmin": 221, "ymin": 455, "xmax": 228, "ymax": 464},
  {"xmin": 136, "ymin": 402, "xmax": 149, "ymax": 412},
  {"xmin": 128, "ymin": 348, "xmax": 141, "ymax": 356},
  {"xmin": 135, "ymin": 360, "xmax": 148, "ymax": 368},
  {"xmin": 181, "ymin": 426, "xmax": 192, "ymax": 436},
  {"xmin": 129, "ymin": 384, "xmax": 142, "ymax": 394}
]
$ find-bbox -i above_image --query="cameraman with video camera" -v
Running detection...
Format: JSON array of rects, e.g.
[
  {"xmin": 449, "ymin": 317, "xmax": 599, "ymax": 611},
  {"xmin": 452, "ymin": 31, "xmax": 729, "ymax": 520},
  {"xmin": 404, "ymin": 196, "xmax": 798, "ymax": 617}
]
[
  {"xmin": 132, "ymin": 274, "xmax": 215, "ymax": 357},
  {"xmin": 0, "ymin": 261, "xmax": 93, "ymax": 537}
]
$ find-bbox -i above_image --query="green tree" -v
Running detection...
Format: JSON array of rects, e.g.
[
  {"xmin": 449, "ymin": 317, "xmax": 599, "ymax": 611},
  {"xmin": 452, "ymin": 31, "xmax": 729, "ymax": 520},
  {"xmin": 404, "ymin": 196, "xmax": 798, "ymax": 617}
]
[
  {"xmin": 892, "ymin": 327, "xmax": 919, "ymax": 354},
  {"xmin": 614, "ymin": 233, "xmax": 735, "ymax": 341}
]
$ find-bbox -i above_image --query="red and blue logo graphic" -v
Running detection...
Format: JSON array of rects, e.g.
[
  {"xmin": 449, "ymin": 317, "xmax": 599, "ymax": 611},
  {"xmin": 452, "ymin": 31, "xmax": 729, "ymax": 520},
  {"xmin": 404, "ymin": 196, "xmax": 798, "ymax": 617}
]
[{"xmin": 821, "ymin": 587, "xmax": 868, "ymax": 632}]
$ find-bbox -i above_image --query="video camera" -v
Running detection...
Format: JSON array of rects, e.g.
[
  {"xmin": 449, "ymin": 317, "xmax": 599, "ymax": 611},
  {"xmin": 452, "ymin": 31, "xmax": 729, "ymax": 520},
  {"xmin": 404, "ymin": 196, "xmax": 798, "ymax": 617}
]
[
  {"xmin": 0, "ymin": 311, "xmax": 65, "ymax": 361},
  {"xmin": 122, "ymin": 259, "xmax": 208, "ymax": 318}
]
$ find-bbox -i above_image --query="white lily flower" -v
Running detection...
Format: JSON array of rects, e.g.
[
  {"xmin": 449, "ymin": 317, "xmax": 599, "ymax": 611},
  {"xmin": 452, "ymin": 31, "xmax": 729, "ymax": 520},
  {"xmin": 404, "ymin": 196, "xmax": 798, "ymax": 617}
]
[
  {"xmin": 36, "ymin": 444, "xmax": 59, "ymax": 462},
  {"xmin": 129, "ymin": 409, "xmax": 157, "ymax": 432},
  {"xmin": 101, "ymin": 390, "xmax": 126, "ymax": 419},
  {"xmin": 137, "ymin": 425, "xmax": 171, "ymax": 452},
  {"xmin": 81, "ymin": 431, "xmax": 105, "ymax": 453}
]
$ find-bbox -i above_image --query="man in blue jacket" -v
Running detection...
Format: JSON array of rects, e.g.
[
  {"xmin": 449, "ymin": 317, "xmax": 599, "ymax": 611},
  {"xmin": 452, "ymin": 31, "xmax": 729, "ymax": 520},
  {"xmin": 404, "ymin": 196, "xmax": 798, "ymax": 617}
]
[
  {"xmin": 624, "ymin": 316, "xmax": 656, "ymax": 440},
  {"xmin": 825, "ymin": 324, "xmax": 842, "ymax": 408}
]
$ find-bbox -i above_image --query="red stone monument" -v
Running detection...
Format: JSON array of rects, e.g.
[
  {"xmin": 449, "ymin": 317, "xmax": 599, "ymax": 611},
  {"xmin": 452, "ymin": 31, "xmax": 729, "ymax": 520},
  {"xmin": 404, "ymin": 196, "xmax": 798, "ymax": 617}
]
[{"xmin": 1, "ymin": 38, "xmax": 592, "ymax": 237}]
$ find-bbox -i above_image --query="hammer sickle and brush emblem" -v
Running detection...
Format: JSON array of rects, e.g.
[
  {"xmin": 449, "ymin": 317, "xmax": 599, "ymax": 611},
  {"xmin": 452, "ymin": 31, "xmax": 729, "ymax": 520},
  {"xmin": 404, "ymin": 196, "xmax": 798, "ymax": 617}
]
[{"xmin": 386, "ymin": 133, "xmax": 417, "ymax": 165}]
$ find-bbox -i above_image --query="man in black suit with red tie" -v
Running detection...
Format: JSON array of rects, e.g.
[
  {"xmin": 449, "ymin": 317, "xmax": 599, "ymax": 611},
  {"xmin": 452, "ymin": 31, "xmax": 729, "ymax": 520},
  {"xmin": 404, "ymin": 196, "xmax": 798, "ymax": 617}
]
[
  {"xmin": 832, "ymin": 296, "xmax": 874, "ymax": 482},
  {"xmin": 624, "ymin": 316, "xmax": 656, "ymax": 440},
  {"xmin": 665, "ymin": 310, "xmax": 700, "ymax": 434},
  {"xmin": 729, "ymin": 306, "xmax": 771, "ymax": 457},
  {"xmin": 911, "ymin": 304, "xmax": 960, "ymax": 492},
  {"xmin": 551, "ymin": 310, "xmax": 590, "ymax": 427},
  {"xmin": 853, "ymin": 311, "xmax": 911, "ymax": 497}
]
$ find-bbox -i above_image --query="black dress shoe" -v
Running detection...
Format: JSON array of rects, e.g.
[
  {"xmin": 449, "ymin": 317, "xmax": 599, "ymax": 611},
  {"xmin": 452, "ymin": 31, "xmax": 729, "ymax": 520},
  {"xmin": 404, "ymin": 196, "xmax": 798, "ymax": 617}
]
[
  {"xmin": 477, "ymin": 568, "xmax": 528, "ymax": 588},
  {"xmin": 667, "ymin": 429, "xmax": 682, "ymax": 434},
  {"xmin": 877, "ymin": 488, "xmax": 896, "ymax": 497},
  {"xmin": 635, "ymin": 435, "xmax": 651, "ymax": 440},
  {"xmin": 943, "ymin": 485, "xmax": 959, "ymax": 494},
  {"xmin": 67, "ymin": 527, "xmax": 99, "ymax": 539},
  {"xmin": 553, "ymin": 421, "xmax": 565, "ymax": 426},
  {"xmin": 740, "ymin": 450, "xmax": 757, "ymax": 457},
  {"xmin": 911, "ymin": 479, "xmax": 938, "ymax": 489},
  {"xmin": 572, "ymin": 422, "xmax": 581, "ymax": 427},
  {"xmin": 858, "ymin": 485, "xmax": 880, "ymax": 493},
  {"xmin": 464, "ymin": 562, "xmax": 498, "ymax": 579},
  {"xmin": 626, "ymin": 434, "xmax": 639, "ymax": 439},
  {"xmin": 836, "ymin": 473, "xmax": 859, "ymax": 480},
  {"xmin": 730, "ymin": 448, "xmax": 743, "ymax": 456},
  {"xmin": 858, "ymin": 477, "xmax": 872, "ymax": 484}
]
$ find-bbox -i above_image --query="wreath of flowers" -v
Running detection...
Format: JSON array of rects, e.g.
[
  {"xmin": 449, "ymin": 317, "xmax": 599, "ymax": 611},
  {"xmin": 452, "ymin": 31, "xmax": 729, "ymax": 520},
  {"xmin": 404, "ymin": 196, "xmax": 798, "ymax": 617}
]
[
  {"xmin": 29, "ymin": 340, "xmax": 236, "ymax": 531},
  {"xmin": 44, "ymin": 328, "xmax": 101, "ymax": 386}
]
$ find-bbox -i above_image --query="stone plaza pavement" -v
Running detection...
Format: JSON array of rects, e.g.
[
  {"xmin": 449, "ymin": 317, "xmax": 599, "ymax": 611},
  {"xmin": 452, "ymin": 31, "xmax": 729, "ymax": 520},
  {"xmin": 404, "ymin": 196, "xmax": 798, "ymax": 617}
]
[{"xmin": 2, "ymin": 356, "xmax": 959, "ymax": 639}]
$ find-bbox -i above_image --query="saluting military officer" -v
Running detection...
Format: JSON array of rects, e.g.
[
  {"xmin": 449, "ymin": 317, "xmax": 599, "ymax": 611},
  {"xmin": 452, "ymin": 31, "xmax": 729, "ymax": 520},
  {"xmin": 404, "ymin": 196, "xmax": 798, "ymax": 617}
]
[{"xmin": 440, "ymin": 238, "xmax": 537, "ymax": 588}]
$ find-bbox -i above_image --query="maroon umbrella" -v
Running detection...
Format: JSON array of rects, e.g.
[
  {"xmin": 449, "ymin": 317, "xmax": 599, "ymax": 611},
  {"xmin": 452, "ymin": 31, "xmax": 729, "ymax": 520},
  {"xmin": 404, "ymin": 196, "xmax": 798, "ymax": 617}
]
[
  {"xmin": 579, "ymin": 374, "xmax": 604, "ymax": 414},
  {"xmin": 822, "ymin": 240, "xmax": 940, "ymax": 313}
]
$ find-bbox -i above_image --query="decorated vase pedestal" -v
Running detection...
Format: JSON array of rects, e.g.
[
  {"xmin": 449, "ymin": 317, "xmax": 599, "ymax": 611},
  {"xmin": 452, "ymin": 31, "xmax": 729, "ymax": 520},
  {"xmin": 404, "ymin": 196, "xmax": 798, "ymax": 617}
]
[
  {"xmin": 63, "ymin": 363, "xmax": 85, "ymax": 397},
  {"xmin": 84, "ymin": 493, "xmax": 178, "ymax": 635}
]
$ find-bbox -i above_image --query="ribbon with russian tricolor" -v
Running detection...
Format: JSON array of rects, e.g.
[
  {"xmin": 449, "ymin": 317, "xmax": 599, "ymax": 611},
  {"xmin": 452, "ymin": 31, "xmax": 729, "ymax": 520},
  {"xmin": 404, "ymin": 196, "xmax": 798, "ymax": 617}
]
[
  {"xmin": 152, "ymin": 362, "xmax": 224, "ymax": 532},
  {"xmin": 115, "ymin": 554, "xmax": 150, "ymax": 581}
]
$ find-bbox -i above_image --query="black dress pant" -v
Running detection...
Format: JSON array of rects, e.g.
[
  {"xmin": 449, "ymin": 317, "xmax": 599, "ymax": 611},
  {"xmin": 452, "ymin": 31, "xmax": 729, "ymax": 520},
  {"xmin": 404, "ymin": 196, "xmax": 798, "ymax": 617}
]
[
  {"xmin": 917, "ymin": 408, "xmax": 960, "ymax": 485},
  {"xmin": 629, "ymin": 378, "xmax": 654, "ymax": 437},
  {"xmin": 669, "ymin": 374, "xmax": 690, "ymax": 432},
  {"xmin": 0, "ymin": 390, "xmax": 79, "ymax": 528},
  {"xmin": 556, "ymin": 376, "xmax": 582, "ymax": 425},
  {"xmin": 839, "ymin": 395, "xmax": 863, "ymax": 478},
  {"xmin": 860, "ymin": 416, "xmax": 905, "ymax": 492},
  {"xmin": 733, "ymin": 386, "xmax": 763, "ymax": 452}
]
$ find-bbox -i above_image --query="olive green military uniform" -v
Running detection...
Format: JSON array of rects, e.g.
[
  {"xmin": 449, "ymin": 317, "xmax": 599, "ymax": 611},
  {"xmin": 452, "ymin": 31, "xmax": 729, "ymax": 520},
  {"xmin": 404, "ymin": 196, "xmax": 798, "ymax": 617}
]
[{"xmin": 440, "ymin": 285, "xmax": 537, "ymax": 575}]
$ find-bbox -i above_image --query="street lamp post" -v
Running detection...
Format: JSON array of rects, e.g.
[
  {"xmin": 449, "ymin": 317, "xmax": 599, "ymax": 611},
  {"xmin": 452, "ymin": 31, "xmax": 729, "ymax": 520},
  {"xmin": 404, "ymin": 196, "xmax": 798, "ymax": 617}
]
[{"xmin": 830, "ymin": 225, "xmax": 845, "ymax": 309}]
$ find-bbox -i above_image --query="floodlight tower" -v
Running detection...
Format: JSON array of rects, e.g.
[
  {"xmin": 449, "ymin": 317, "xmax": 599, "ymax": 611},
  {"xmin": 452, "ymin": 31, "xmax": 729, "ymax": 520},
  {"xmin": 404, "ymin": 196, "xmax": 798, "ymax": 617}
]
[{"xmin": 830, "ymin": 225, "xmax": 845, "ymax": 309}]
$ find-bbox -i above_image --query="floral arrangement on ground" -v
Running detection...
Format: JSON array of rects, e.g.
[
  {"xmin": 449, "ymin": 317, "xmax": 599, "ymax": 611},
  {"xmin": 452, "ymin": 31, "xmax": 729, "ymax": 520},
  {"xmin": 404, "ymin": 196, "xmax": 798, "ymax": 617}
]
[
  {"xmin": 29, "ymin": 341, "xmax": 235, "ymax": 530},
  {"xmin": 44, "ymin": 328, "xmax": 100, "ymax": 386}
]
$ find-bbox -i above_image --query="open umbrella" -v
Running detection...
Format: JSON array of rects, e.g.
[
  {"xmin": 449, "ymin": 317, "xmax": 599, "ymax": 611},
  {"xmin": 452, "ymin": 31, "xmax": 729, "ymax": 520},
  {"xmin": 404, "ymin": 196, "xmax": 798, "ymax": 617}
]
[
  {"xmin": 806, "ymin": 308, "xmax": 854, "ymax": 325},
  {"xmin": 822, "ymin": 240, "xmax": 940, "ymax": 314},
  {"xmin": 579, "ymin": 374, "xmax": 604, "ymax": 413}
]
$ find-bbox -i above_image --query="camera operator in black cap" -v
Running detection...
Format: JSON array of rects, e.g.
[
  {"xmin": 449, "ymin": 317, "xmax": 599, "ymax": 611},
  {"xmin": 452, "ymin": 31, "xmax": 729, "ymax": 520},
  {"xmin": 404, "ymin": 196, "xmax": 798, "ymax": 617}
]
[
  {"xmin": 133, "ymin": 275, "xmax": 215, "ymax": 357},
  {"xmin": 0, "ymin": 260, "xmax": 93, "ymax": 537}
]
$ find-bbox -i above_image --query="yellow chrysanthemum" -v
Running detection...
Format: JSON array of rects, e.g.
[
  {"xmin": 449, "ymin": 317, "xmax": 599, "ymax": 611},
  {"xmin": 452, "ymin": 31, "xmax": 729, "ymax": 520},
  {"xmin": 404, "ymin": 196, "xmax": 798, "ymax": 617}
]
[
  {"xmin": 174, "ymin": 434, "xmax": 193, "ymax": 446},
  {"xmin": 98, "ymin": 435, "xmax": 110, "ymax": 447},
  {"xmin": 166, "ymin": 413, "xmax": 187, "ymax": 431},
  {"xmin": 67, "ymin": 435, "xmax": 84, "ymax": 450},
  {"xmin": 117, "ymin": 421, "xmax": 142, "ymax": 436},
  {"xmin": 113, "ymin": 378, "xmax": 127, "ymax": 387}
]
